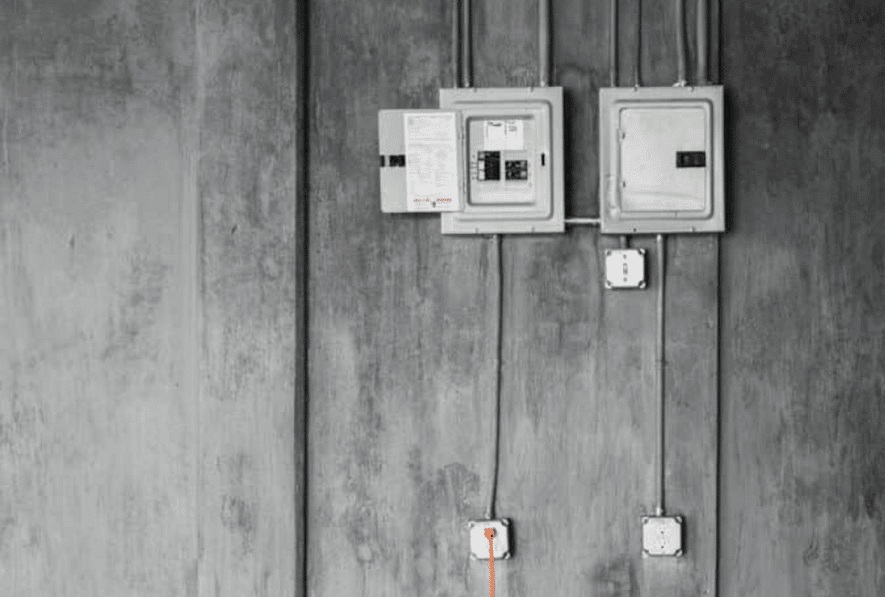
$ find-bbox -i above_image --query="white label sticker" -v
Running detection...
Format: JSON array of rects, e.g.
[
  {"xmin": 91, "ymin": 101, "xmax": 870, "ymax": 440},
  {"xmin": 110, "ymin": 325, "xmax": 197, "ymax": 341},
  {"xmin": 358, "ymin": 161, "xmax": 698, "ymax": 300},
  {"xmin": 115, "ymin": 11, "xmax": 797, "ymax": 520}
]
[
  {"xmin": 403, "ymin": 112, "xmax": 460, "ymax": 212},
  {"xmin": 483, "ymin": 119, "xmax": 525, "ymax": 150}
]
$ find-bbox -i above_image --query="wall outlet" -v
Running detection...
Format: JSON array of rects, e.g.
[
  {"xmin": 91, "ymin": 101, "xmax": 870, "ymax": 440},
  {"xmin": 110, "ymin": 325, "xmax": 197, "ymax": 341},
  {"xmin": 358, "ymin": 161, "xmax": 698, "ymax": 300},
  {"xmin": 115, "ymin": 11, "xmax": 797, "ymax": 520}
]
[
  {"xmin": 468, "ymin": 519, "xmax": 512, "ymax": 560},
  {"xmin": 641, "ymin": 515, "xmax": 684, "ymax": 557}
]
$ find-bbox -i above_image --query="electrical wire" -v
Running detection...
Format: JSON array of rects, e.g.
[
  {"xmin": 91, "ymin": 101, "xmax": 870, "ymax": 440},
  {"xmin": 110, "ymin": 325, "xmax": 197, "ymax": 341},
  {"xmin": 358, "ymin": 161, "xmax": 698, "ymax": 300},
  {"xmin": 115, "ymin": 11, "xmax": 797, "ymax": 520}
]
[
  {"xmin": 453, "ymin": 0, "xmax": 461, "ymax": 88},
  {"xmin": 609, "ymin": 0, "xmax": 618, "ymax": 87},
  {"xmin": 654, "ymin": 234, "xmax": 666, "ymax": 516},
  {"xmin": 608, "ymin": 0, "xmax": 622, "ymax": 255},
  {"xmin": 696, "ymin": 0, "xmax": 709, "ymax": 84},
  {"xmin": 462, "ymin": 0, "xmax": 472, "ymax": 88},
  {"xmin": 565, "ymin": 217, "xmax": 601, "ymax": 227},
  {"xmin": 486, "ymin": 234, "xmax": 503, "ymax": 520},
  {"xmin": 538, "ymin": 0, "xmax": 550, "ymax": 86},
  {"xmin": 634, "ymin": 0, "xmax": 642, "ymax": 87},
  {"xmin": 674, "ymin": 0, "xmax": 687, "ymax": 86}
]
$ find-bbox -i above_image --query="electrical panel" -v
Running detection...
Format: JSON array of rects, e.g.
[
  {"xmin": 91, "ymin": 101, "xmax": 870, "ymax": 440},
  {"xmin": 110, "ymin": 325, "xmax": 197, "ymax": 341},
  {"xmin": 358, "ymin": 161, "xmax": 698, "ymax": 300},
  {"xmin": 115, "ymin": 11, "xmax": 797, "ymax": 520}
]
[
  {"xmin": 378, "ymin": 87, "xmax": 564, "ymax": 234},
  {"xmin": 599, "ymin": 86, "xmax": 725, "ymax": 234},
  {"xmin": 439, "ymin": 87, "xmax": 564, "ymax": 234}
]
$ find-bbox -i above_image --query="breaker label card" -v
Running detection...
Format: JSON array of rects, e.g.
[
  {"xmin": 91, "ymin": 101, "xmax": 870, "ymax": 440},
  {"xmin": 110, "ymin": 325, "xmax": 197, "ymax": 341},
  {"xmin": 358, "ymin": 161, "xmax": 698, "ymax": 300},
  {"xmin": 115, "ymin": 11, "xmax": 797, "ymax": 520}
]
[
  {"xmin": 483, "ymin": 119, "xmax": 524, "ymax": 150},
  {"xmin": 403, "ymin": 112, "xmax": 461, "ymax": 212}
]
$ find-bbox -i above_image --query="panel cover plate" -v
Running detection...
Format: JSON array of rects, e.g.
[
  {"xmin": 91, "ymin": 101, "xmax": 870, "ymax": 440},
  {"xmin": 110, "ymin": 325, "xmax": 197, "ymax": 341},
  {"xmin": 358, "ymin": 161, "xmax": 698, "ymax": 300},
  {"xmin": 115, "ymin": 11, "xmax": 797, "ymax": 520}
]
[
  {"xmin": 599, "ymin": 86, "xmax": 725, "ymax": 234},
  {"xmin": 439, "ymin": 87, "xmax": 565, "ymax": 234}
]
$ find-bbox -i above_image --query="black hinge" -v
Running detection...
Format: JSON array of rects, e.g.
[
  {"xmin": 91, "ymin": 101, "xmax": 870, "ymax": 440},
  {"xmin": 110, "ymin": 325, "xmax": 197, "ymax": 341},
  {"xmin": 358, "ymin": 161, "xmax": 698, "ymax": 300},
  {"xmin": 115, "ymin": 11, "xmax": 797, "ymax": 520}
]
[{"xmin": 380, "ymin": 154, "xmax": 406, "ymax": 167}]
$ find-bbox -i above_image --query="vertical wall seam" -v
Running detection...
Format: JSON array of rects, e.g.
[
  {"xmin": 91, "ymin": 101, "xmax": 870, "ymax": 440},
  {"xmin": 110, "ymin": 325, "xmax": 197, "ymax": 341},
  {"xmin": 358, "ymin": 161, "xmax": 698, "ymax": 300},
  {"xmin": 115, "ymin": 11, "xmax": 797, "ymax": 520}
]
[
  {"xmin": 298, "ymin": 0, "xmax": 312, "ymax": 595},
  {"xmin": 714, "ymin": 1, "xmax": 723, "ymax": 595},
  {"xmin": 193, "ymin": 0, "xmax": 204, "ymax": 593}
]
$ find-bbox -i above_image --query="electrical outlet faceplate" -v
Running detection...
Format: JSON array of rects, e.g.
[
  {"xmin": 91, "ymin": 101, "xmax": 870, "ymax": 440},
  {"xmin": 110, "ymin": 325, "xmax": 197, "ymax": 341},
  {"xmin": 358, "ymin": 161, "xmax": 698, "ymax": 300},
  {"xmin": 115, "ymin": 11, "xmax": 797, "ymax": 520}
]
[
  {"xmin": 468, "ymin": 519, "xmax": 512, "ymax": 560},
  {"xmin": 605, "ymin": 248, "xmax": 647, "ymax": 289},
  {"xmin": 641, "ymin": 515, "xmax": 684, "ymax": 557},
  {"xmin": 599, "ymin": 86, "xmax": 725, "ymax": 234}
]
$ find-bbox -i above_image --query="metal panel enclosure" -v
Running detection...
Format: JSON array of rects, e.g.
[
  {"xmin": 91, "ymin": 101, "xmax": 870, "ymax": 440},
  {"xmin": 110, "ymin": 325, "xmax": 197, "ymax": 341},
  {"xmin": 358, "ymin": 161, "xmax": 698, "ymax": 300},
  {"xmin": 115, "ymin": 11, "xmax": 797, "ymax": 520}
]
[
  {"xmin": 599, "ymin": 86, "xmax": 725, "ymax": 234},
  {"xmin": 439, "ymin": 87, "xmax": 565, "ymax": 234}
]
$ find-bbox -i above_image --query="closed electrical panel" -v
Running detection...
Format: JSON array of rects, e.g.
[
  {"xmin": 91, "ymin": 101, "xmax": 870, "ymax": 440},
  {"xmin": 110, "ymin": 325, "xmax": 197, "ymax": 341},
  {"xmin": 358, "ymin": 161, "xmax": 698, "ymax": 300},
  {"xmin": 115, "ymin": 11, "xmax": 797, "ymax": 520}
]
[{"xmin": 599, "ymin": 86, "xmax": 725, "ymax": 234}]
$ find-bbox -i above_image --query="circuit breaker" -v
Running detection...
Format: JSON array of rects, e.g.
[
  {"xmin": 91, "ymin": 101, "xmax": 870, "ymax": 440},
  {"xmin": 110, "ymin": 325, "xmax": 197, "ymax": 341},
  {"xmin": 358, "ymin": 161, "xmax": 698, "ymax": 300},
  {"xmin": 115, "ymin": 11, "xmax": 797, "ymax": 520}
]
[
  {"xmin": 378, "ymin": 87, "xmax": 565, "ymax": 234},
  {"xmin": 599, "ymin": 86, "xmax": 725, "ymax": 234}
]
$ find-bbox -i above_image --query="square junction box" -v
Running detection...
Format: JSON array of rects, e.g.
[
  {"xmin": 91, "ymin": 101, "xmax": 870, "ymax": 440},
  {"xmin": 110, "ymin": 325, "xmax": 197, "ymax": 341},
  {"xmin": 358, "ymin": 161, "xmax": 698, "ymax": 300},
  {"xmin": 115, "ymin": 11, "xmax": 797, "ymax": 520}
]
[
  {"xmin": 641, "ymin": 515, "xmax": 684, "ymax": 557},
  {"xmin": 605, "ymin": 248, "xmax": 646, "ymax": 289},
  {"xmin": 377, "ymin": 88, "xmax": 564, "ymax": 233},
  {"xmin": 599, "ymin": 86, "xmax": 725, "ymax": 234},
  {"xmin": 468, "ymin": 519, "xmax": 512, "ymax": 560}
]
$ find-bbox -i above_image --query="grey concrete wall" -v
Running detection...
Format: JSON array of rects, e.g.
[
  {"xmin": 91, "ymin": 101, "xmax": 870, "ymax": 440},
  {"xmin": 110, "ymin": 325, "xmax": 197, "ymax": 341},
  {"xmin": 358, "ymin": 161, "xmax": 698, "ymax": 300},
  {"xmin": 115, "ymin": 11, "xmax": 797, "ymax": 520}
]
[
  {"xmin": 305, "ymin": 0, "xmax": 883, "ymax": 596},
  {"xmin": 0, "ymin": 0, "xmax": 882, "ymax": 595},
  {"xmin": 0, "ymin": 0, "xmax": 298, "ymax": 595}
]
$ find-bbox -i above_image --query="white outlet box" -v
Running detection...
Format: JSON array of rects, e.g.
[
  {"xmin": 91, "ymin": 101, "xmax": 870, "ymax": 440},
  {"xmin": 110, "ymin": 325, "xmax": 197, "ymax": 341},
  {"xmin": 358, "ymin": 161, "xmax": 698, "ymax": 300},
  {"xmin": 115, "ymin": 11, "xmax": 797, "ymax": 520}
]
[
  {"xmin": 641, "ymin": 515, "xmax": 684, "ymax": 557},
  {"xmin": 599, "ymin": 86, "xmax": 725, "ymax": 234},
  {"xmin": 605, "ymin": 248, "xmax": 647, "ymax": 289},
  {"xmin": 439, "ymin": 87, "xmax": 565, "ymax": 235},
  {"xmin": 468, "ymin": 519, "xmax": 512, "ymax": 560}
]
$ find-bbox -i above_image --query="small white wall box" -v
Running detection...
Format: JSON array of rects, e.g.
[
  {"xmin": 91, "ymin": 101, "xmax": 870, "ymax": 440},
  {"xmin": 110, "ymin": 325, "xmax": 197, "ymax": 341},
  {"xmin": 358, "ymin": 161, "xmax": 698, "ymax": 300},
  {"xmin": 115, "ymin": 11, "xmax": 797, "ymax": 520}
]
[
  {"xmin": 599, "ymin": 86, "xmax": 725, "ymax": 234},
  {"xmin": 641, "ymin": 515, "xmax": 684, "ymax": 557},
  {"xmin": 605, "ymin": 248, "xmax": 647, "ymax": 289},
  {"xmin": 378, "ymin": 87, "xmax": 565, "ymax": 234},
  {"xmin": 468, "ymin": 519, "xmax": 512, "ymax": 560}
]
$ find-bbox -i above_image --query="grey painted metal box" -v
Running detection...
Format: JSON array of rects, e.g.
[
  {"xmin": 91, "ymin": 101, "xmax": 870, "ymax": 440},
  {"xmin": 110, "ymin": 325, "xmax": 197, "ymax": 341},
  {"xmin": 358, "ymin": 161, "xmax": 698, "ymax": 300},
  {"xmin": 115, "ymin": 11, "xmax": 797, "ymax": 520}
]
[
  {"xmin": 439, "ymin": 87, "xmax": 565, "ymax": 234},
  {"xmin": 599, "ymin": 86, "xmax": 725, "ymax": 234}
]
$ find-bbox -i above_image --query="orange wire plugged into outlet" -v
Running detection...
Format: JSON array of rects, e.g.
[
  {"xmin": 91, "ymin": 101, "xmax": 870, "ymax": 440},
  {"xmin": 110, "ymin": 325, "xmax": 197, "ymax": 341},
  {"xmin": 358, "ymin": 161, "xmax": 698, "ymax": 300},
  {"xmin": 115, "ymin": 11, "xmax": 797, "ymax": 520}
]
[{"xmin": 485, "ymin": 528, "xmax": 496, "ymax": 597}]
